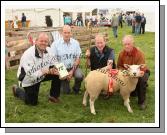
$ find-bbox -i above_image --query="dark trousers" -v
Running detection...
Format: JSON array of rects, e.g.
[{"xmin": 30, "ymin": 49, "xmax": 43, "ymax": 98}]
[
  {"xmin": 132, "ymin": 25, "xmax": 135, "ymax": 33},
  {"xmin": 60, "ymin": 68, "xmax": 84, "ymax": 94},
  {"xmin": 130, "ymin": 70, "xmax": 150, "ymax": 104},
  {"xmin": 140, "ymin": 23, "xmax": 145, "ymax": 34},
  {"xmin": 119, "ymin": 21, "xmax": 122, "ymax": 28},
  {"xmin": 15, "ymin": 74, "xmax": 60, "ymax": 105}
]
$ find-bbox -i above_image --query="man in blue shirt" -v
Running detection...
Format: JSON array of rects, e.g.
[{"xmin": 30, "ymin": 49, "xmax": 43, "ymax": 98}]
[{"xmin": 51, "ymin": 25, "xmax": 84, "ymax": 94}]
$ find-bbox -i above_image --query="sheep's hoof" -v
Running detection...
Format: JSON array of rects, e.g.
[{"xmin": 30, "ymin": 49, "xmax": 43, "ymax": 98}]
[
  {"xmin": 91, "ymin": 112, "xmax": 96, "ymax": 115},
  {"xmin": 82, "ymin": 103, "xmax": 87, "ymax": 107},
  {"xmin": 128, "ymin": 109, "xmax": 133, "ymax": 113}
]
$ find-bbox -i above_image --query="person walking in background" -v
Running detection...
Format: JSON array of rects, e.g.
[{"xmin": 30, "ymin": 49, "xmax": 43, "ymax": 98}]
[
  {"xmin": 111, "ymin": 13, "xmax": 119, "ymax": 38},
  {"xmin": 64, "ymin": 15, "xmax": 72, "ymax": 26},
  {"xmin": 118, "ymin": 13, "xmax": 123, "ymax": 28},
  {"xmin": 140, "ymin": 13, "xmax": 146, "ymax": 34},
  {"xmin": 21, "ymin": 13, "xmax": 26, "ymax": 27},
  {"xmin": 131, "ymin": 13, "xmax": 136, "ymax": 33},
  {"xmin": 135, "ymin": 12, "xmax": 142, "ymax": 35},
  {"xmin": 126, "ymin": 14, "xmax": 131, "ymax": 26},
  {"xmin": 13, "ymin": 16, "xmax": 19, "ymax": 29},
  {"xmin": 76, "ymin": 15, "xmax": 82, "ymax": 26}
]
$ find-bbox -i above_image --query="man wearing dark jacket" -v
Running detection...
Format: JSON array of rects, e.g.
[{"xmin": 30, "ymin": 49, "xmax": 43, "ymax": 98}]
[
  {"xmin": 140, "ymin": 13, "xmax": 146, "ymax": 34},
  {"xmin": 135, "ymin": 13, "xmax": 142, "ymax": 35},
  {"xmin": 85, "ymin": 34, "xmax": 116, "ymax": 99},
  {"xmin": 21, "ymin": 13, "xmax": 26, "ymax": 27},
  {"xmin": 85, "ymin": 34, "xmax": 116, "ymax": 71}
]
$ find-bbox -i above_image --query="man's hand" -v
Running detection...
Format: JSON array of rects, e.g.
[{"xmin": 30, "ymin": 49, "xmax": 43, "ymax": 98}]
[
  {"xmin": 41, "ymin": 67, "xmax": 59, "ymax": 75},
  {"xmin": 41, "ymin": 68, "xmax": 49, "ymax": 75},
  {"xmin": 49, "ymin": 67, "xmax": 59, "ymax": 75},
  {"xmin": 85, "ymin": 49, "xmax": 90, "ymax": 58},
  {"xmin": 67, "ymin": 70, "xmax": 74, "ymax": 81},
  {"xmin": 107, "ymin": 60, "xmax": 113, "ymax": 70}
]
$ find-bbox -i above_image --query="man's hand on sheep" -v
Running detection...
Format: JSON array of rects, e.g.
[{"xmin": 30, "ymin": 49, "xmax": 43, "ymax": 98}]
[
  {"xmin": 139, "ymin": 71, "xmax": 144, "ymax": 77},
  {"xmin": 85, "ymin": 49, "xmax": 90, "ymax": 58},
  {"xmin": 107, "ymin": 60, "xmax": 113, "ymax": 70}
]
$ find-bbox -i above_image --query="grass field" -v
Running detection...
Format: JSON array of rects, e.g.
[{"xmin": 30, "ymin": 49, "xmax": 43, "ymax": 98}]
[{"xmin": 5, "ymin": 25, "xmax": 155, "ymax": 123}]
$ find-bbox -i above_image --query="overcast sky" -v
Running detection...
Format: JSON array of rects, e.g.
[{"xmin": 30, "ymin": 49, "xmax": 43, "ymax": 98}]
[{"xmin": 3, "ymin": 1, "xmax": 159, "ymax": 14}]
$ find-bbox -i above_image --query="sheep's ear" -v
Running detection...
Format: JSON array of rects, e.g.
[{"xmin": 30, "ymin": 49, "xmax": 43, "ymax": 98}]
[
  {"xmin": 139, "ymin": 64, "xmax": 146, "ymax": 69},
  {"xmin": 124, "ymin": 64, "xmax": 130, "ymax": 69}
]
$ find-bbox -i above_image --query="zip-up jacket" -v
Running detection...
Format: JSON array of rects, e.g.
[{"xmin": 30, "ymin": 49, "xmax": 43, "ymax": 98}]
[{"xmin": 17, "ymin": 45, "xmax": 58, "ymax": 87}]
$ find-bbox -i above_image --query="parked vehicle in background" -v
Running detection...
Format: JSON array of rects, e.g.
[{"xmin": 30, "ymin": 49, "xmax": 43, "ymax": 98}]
[{"xmin": 98, "ymin": 17, "xmax": 112, "ymax": 27}]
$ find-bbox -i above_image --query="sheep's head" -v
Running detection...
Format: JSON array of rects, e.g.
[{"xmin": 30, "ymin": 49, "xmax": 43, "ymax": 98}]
[{"xmin": 123, "ymin": 64, "xmax": 145, "ymax": 77}]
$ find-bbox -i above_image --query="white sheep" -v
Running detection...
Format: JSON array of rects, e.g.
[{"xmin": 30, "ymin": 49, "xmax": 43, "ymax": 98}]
[{"xmin": 82, "ymin": 64, "xmax": 145, "ymax": 115}]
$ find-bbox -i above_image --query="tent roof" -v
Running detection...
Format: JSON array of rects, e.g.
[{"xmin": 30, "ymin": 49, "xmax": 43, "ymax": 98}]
[{"xmin": 60, "ymin": 6, "xmax": 94, "ymax": 13}]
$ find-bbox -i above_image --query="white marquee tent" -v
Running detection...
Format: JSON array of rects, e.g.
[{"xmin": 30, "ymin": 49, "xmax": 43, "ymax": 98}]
[
  {"xmin": 5, "ymin": 8, "xmax": 64, "ymax": 27},
  {"xmin": 5, "ymin": 6, "xmax": 155, "ymax": 32}
]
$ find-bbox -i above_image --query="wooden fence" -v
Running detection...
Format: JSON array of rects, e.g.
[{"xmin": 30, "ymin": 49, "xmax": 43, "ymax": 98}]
[{"xmin": 5, "ymin": 26, "xmax": 109, "ymax": 69}]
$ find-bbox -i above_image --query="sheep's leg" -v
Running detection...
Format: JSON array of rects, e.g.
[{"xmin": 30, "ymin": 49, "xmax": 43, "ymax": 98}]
[
  {"xmin": 124, "ymin": 98, "xmax": 133, "ymax": 113},
  {"xmin": 83, "ymin": 90, "xmax": 89, "ymax": 106},
  {"xmin": 120, "ymin": 91, "xmax": 133, "ymax": 113},
  {"xmin": 89, "ymin": 97, "xmax": 96, "ymax": 115}
]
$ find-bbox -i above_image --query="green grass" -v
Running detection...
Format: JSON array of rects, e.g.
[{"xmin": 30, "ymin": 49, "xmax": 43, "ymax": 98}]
[{"xmin": 5, "ymin": 26, "xmax": 155, "ymax": 123}]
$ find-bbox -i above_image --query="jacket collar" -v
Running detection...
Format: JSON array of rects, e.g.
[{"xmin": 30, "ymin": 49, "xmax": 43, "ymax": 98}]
[
  {"xmin": 94, "ymin": 46, "xmax": 108, "ymax": 61},
  {"xmin": 95, "ymin": 46, "xmax": 108, "ymax": 55},
  {"xmin": 60, "ymin": 37, "xmax": 72, "ymax": 45},
  {"xmin": 35, "ymin": 45, "xmax": 48, "ymax": 58},
  {"xmin": 123, "ymin": 47, "xmax": 137, "ymax": 57}
]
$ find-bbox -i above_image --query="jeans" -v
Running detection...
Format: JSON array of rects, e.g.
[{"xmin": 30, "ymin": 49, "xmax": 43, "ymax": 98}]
[
  {"xmin": 60, "ymin": 68, "xmax": 84, "ymax": 94},
  {"xmin": 77, "ymin": 21, "xmax": 82, "ymax": 26},
  {"xmin": 22, "ymin": 22, "xmax": 26, "ymax": 27},
  {"xmin": 112, "ymin": 26, "xmax": 118, "ymax": 38},
  {"xmin": 135, "ymin": 24, "xmax": 141, "ymax": 35}
]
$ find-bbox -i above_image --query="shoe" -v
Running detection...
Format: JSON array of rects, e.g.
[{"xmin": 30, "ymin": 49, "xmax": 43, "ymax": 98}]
[
  {"xmin": 12, "ymin": 84, "xmax": 17, "ymax": 97},
  {"xmin": 139, "ymin": 102, "xmax": 146, "ymax": 110},
  {"xmin": 73, "ymin": 87, "xmax": 80, "ymax": 95},
  {"xmin": 103, "ymin": 93, "xmax": 112, "ymax": 100},
  {"xmin": 146, "ymin": 83, "xmax": 149, "ymax": 87},
  {"xmin": 66, "ymin": 89, "xmax": 71, "ymax": 94},
  {"xmin": 103, "ymin": 94, "xmax": 110, "ymax": 100},
  {"xmin": 74, "ymin": 91, "xmax": 82, "ymax": 95},
  {"xmin": 130, "ymin": 91, "xmax": 137, "ymax": 97},
  {"xmin": 66, "ymin": 91, "xmax": 71, "ymax": 94},
  {"xmin": 48, "ymin": 96, "xmax": 60, "ymax": 103}
]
